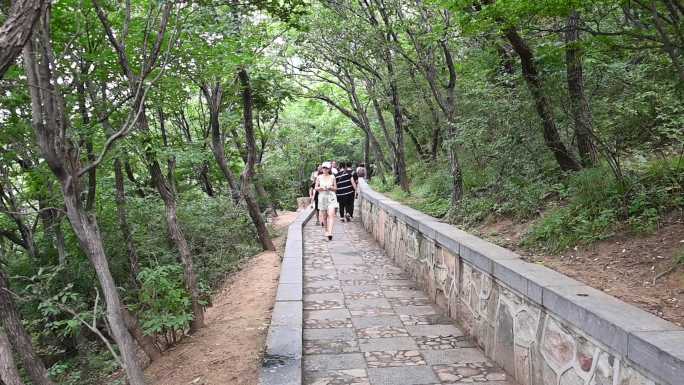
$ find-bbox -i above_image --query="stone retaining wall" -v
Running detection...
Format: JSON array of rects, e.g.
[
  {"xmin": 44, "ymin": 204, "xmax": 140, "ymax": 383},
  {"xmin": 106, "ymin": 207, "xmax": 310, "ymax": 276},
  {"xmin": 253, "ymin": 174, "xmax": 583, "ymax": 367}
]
[
  {"xmin": 357, "ymin": 179, "xmax": 683, "ymax": 385},
  {"xmin": 260, "ymin": 207, "xmax": 314, "ymax": 385}
]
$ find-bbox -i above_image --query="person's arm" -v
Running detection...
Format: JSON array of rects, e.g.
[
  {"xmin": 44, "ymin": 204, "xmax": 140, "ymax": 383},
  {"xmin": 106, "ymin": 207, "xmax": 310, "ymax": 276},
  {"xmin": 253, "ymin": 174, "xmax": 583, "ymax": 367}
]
[
  {"xmin": 331, "ymin": 177, "xmax": 337, "ymax": 192},
  {"xmin": 315, "ymin": 177, "xmax": 323, "ymax": 192}
]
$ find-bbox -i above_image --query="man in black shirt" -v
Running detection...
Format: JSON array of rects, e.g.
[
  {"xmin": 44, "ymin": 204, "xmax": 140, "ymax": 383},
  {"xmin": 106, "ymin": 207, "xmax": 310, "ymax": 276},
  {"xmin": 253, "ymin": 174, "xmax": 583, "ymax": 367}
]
[{"xmin": 335, "ymin": 161, "xmax": 357, "ymax": 222}]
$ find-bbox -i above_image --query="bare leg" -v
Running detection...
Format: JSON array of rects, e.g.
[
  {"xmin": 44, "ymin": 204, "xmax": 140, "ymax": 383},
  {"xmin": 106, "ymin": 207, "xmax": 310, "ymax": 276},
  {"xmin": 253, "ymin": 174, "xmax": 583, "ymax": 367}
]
[
  {"xmin": 319, "ymin": 210, "xmax": 327, "ymax": 232},
  {"xmin": 327, "ymin": 207, "xmax": 335, "ymax": 237}
]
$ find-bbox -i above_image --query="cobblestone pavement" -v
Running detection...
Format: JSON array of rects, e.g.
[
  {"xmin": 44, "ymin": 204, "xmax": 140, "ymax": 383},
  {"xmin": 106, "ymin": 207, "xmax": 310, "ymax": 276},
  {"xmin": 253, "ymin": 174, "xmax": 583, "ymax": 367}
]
[{"xmin": 302, "ymin": 216, "xmax": 515, "ymax": 385}]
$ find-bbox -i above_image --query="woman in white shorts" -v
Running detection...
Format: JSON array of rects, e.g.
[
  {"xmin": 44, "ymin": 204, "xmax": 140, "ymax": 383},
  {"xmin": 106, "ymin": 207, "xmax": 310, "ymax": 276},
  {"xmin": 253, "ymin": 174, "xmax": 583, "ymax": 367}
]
[{"xmin": 315, "ymin": 162, "xmax": 338, "ymax": 240}]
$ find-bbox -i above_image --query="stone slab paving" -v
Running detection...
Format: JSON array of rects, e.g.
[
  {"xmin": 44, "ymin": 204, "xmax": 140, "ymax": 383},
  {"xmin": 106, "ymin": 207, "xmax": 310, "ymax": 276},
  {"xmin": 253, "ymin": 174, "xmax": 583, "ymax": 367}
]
[{"xmin": 302, "ymin": 217, "xmax": 516, "ymax": 385}]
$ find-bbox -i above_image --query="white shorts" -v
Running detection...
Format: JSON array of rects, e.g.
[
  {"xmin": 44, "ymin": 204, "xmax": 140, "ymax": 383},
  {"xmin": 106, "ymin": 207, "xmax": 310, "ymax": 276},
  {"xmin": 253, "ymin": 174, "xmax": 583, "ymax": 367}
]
[{"xmin": 318, "ymin": 191, "xmax": 338, "ymax": 211}]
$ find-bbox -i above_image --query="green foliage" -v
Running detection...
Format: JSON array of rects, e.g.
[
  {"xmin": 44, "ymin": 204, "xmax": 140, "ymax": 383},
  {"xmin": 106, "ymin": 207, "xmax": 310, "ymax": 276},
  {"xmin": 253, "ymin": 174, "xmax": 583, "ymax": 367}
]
[
  {"xmin": 524, "ymin": 159, "xmax": 684, "ymax": 251},
  {"xmin": 370, "ymin": 163, "xmax": 452, "ymax": 218},
  {"xmin": 48, "ymin": 342, "xmax": 121, "ymax": 385},
  {"xmin": 134, "ymin": 264, "xmax": 193, "ymax": 336},
  {"xmin": 2, "ymin": 0, "xmax": 684, "ymax": 380},
  {"xmin": 177, "ymin": 193, "xmax": 261, "ymax": 288}
]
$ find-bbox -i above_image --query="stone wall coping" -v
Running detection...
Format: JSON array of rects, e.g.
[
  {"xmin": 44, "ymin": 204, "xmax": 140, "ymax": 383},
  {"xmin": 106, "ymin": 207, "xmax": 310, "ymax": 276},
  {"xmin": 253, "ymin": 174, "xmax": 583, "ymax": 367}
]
[
  {"xmin": 358, "ymin": 179, "xmax": 684, "ymax": 385},
  {"xmin": 259, "ymin": 207, "xmax": 314, "ymax": 385}
]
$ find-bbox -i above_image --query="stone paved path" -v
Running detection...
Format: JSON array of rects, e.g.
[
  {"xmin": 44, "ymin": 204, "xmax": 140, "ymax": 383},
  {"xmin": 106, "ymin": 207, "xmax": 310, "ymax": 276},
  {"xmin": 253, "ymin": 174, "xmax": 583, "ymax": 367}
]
[{"xmin": 302, "ymin": 217, "xmax": 515, "ymax": 385}]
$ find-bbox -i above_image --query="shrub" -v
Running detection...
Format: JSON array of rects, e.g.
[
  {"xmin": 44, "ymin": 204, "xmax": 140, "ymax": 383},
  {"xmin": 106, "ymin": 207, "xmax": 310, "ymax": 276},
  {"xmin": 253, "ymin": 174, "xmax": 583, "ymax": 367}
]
[
  {"xmin": 134, "ymin": 264, "xmax": 194, "ymax": 340},
  {"xmin": 523, "ymin": 159, "xmax": 683, "ymax": 252}
]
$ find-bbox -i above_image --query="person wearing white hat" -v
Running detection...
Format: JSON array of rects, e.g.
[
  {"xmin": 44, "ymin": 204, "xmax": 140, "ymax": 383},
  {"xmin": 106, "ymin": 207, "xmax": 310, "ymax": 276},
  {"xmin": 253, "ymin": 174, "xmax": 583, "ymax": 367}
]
[{"xmin": 315, "ymin": 162, "xmax": 338, "ymax": 240}]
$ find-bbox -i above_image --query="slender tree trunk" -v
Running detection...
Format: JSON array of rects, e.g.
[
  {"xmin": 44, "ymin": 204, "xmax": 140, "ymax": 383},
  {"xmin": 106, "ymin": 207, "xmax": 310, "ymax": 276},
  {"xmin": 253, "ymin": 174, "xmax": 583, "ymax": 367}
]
[
  {"xmin": 380, "ymin": 42, "xmax": 409, "ymax": 191},
  {"xmin": 76, "ymin": 75, "xmax": 97, "ymax": 212},
  {"xmin": 0, "ymin": 324, "xmax": 24, "ymax": 385},
  {"xmin": 124, "ymin": 160, "xmax": 147, "ymax": 198},
  {"xmin": 504, "ymin": 27, "xmax": 582, "ymax": 172},
  {"xmin": 22, "ymin": 23, "xmax": 146, "ymax": 385},
  {"xmin": 197, "ymin": 162, "xmax": 215, "ymax": 197},
  {"xmin": 404, "ymin": 124, "xmax": 427, "ymax": 161},
  {"xmin": 314, "ymin": 92, "xmax": 390, "ymax": 171},
  {"xmin": 650, "ymin": 1, "xmax": 684, "ymax": 84},
  {"xmin": 0, "ymin": 185, "xmax": 38, "ymax": 260},
  {"xmin": 364, "ymin": 131, "xmax": 371, "ymax": 180},
  {"xmin": 62, "ymin": 191, "xmax": 146, "ymax": 384},
  {"xmin": 238, "ymin": 69, "xmax": 275, "ymax": 251},
  {"xmin": 128, "ymin": 104, "xmax": 203, "ymax": 334},
  {"xmin": 145, "ymin": 138, "xmax": 205, "ymax": 332},
  {"xmin": 114, "ymin": 158, "xmax": 140, "ymax": 288},
  {"xmin": 346, "ymin": 76, "xmax": 391, "ymax": 171},
  {"xmin": 390, "ymin": 86, "xmax": 409, "ymax": 191},
  {"xmin": 370, "ymin": 96, "xmax": 397, "ymax": 162},
  {"xmin": 202, "ymin": 83, "xmax": 241, "ymax": 204},
  {"xmin": 121, "ymin": 307, "xmax": 161, "ymax": 362},
  {"xmin": 565, "ymin": 11, "xmax": 598, "ymax": 167},
  {"xmin": 439, "ymin": 41, "xmax": 465, "ymax": 206},
  {"xmin": 367, "ymin": 0, "xmax": 408, "ymax": 190},
  {"xmin": 35, "ymin": 182, "xmax": 65, "ymax": 265},
  {"xmin": 0, "ymin": 270, "xmax": 54, "ymax": 385},
  {"xmin": 91, "ymin": 1, "xmax": 200, "ymax": 337},
  {"xmin": 53, "ymin": 218, "xmax": 66, "ymax": 265},
  {"xmin": 255, "ymin": 177, "xmax": 277, "ymax": 217},
  {"xmin": 0, "ymin": 0, "xmax": 46, "ymax": 78}
]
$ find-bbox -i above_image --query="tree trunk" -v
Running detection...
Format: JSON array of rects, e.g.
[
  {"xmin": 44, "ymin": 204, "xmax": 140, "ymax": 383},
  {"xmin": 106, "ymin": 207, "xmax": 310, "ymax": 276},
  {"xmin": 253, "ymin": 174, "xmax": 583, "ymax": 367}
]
[
  {"xmin": 364, "ymin": 131, "xmax": 371, "ymax": 180},
  {"xmin": 313, "ymin": 92, "xmax": 390, "ymax": 171},
  {"xmin": 197, "ymin": 162, "xmax": 215, "ymax": 197},
  {"xmin": 146, "ymin": 144, "xmax": 205, "ymax": 332},
  {"xmin": 0, "ymin": 184, "xmax": 38, "ymax": 260},
  {"xmin": 114, "ymin": 158, "xmax": 140, "ymax": 289},
  {"xmin": 370, "ymin": 96, "xmax": 397, "ymax": 164},
  {"xmin": 382, "ymin": 45, "xmax": 409, "ymax": 191},
  {"xmin": 124, "ymin": 160, "xmax": 147, "ymax": 198},
  {"xmin": 121, "ymin": 307, "xmax": 161, "ymax": 362},
  {"xmin": 62, "ymin": 191, "xmax": 146, "ymax": 384},
  {"xmin": 255, "ymin": 177, "xmax": 277, "ymax": 217},
  {"xmin": 0, "ymin": 0, "xmax": 46, "ymax": 78},
  {"xmin": 53, "ymin": 218, "xmax": 66, "ymax": 265},
  {"xmin": 0, "ymin": 324, "xmax": 24, "ymax": 385},
  {"xmin": 37, "ymin": 182, "xmax": 66, "ymax": 265},
  {"xmin": 565, "ymin": 11, "xmax": 598, "ymax": 167},
  {"xmin": 22, "ymin": 20, "xmax": 146, "ymax": 385},
  {"xmin": 238, "ymin": 69, "xmax": 275, "ymax": 251},
  {"xmin": 439, "ymin": 41, "xmax": 465, "ymax": 207},
  {"xmin": 649, "ymin": 1, "xmax": 684, "ymax": 84},
  {"xmin": 390, "ymin": 84, "xmax": 409, "ymax": 192},
  {"xmin": 0, "ymin": 270, "xmax": 54, "ymax": 385},
  {"xmin": 504, "ymin": 27, "xmax": 582, "ymax": 172},
  {"xmin": 202, "ymin": 83, "xmax": 241, "ymax": 204},
  {"xmin": 404, "ymin": 124, "xmax": 428, "ymax": 161}
]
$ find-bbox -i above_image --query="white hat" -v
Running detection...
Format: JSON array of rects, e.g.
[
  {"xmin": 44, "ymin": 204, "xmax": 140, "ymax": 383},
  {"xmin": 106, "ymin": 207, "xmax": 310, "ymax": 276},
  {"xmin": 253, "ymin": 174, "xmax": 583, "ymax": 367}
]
[{"xmin": 321, "ymin": 161, "xmax": 332, "ymax": 169}]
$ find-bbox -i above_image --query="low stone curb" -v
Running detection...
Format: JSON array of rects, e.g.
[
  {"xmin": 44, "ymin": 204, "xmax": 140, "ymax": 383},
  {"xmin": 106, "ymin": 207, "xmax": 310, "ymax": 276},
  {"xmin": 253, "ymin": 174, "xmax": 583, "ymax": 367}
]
[
  {"xmin": 357, "ymin": 178, "xmax": 684, "ymax": 385},
  {"xmin": 259, "ymin": 207, "xmax": 314, "ymax": 385}
]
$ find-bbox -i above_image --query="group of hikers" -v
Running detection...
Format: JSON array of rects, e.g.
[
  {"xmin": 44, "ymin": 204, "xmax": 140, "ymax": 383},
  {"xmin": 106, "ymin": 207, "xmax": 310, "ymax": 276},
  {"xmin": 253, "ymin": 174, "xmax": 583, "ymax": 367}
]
[{"xmin": 309, "ymin": 160, "xmax": 367, "ymax": 240}]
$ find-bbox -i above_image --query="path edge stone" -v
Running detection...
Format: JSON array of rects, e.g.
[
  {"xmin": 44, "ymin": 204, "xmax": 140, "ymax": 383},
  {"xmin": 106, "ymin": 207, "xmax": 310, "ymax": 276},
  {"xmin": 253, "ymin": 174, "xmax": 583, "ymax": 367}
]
[
  {"xmin": 357, "ymin": 178, "xmax": 684, "ymax": 385},
  {"xmin": 259, "ymin": 207, "xmax": 314, "ymax": 385}
]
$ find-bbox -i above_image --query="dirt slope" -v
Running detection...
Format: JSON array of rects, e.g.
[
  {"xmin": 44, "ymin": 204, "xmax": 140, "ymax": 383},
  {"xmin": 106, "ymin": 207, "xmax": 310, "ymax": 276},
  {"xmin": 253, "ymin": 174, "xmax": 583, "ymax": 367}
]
[
  {"xmin": 145, "ymin": 211, "xmax": 299, "ymax": 385},
  {"xmin": 476, "ymin": 214, "xmax": 684, "ymax": 326}
]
